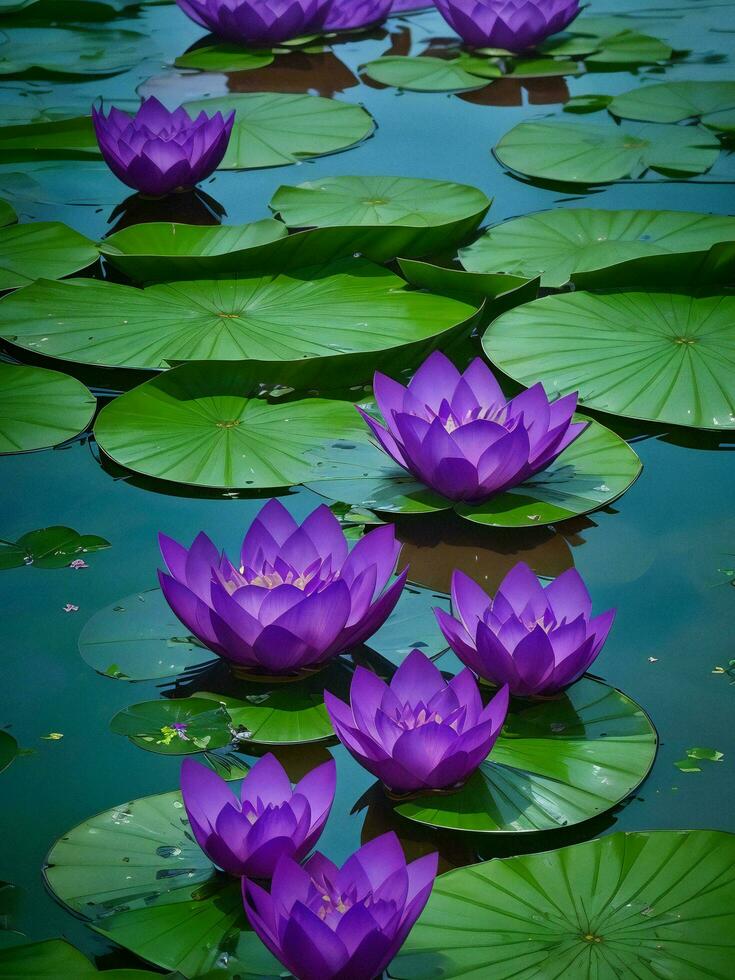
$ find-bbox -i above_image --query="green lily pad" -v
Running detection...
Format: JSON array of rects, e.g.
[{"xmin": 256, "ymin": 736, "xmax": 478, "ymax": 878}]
[
  {"xmin": 395, "ymin": 676, "xmax": 656, "ymax": 833},
  {"xmin": 0, "ymin": 526, "xmax": 110, "ymax": 570},
  {"xmin": 270, "ymin": 175, "xmax": 490, "ymax": 237},
  {"xmin": 460, "ymin": 208, "xmax": 735, "ymax": 288},
  {"xmin": 109, "ymin": 698, "xmax": 234, "ymax": 755},
  {"xmin": 609, "ymin": 81, "xmax": 735, "ymax": 129},
  {"xmin": 79, "ymin": 589, "xmax": 211, "ymax": 681},
  {"xmin": 563, "ymin": 93, "xmax": 613, "ymax": 113},
  {"xmin": 94, "ymin": 362, "xmax": 371, "ymax": 489},
  {"xmin": 585, "ymin": 30, "xmax": 673, "ymax": 65},
  {"xmin": 504, "ymin": 57, "xmax": 582, "ymax": 78},
  {"xmin": 99, "ymin": 219, "xmax": 488, "ymax": 282},
  {"xmin": 191, "ymin": 664, "xmax": 348, "ymax": 745},
  {"xmin": 0, "ymin": 938, "xmax": 162, "ymax": 977},
  {"xmin": 44, "ymin": 790, "xmax": 281, "ymax": 976},
  {"xmin": 0, "ymin": 731, "xmax": 18, "ymax": 774},
  {"xmin": 0, "ymin": 262, "xmax": 477, "ymax": 374},
  {"xmin": 361, "ymin": 55, "xmax": 492, "ymax": 92},
  {"xmin": 494, "ymin": 119, "xmax": 721, "ymax": 184},
  {"xmin": 396, "ymin": 257, "xmax": 536, "ymax": 308},
  {"xmin": 0, "ymin": 222, "xmax": 97, "ymax": 290},
  {"xmin": 183, "ymin": 93, "xmax": 374, "ymax": 169},
  {"xmin": 392, "ymin": 830, "xmax": 735, "ymax": 978},
  {"xmin": 485, "ymin": 290, "xmax": 735, "ymax": 429},
  {"xmin": 307, "ymin": 417, "xmax": 642, "ymax": 528},
  {"xmin": 0, "ymin": 117, "xmax": 99, "ymax": 162},
  {"xmin": 0, "ymin": 363, "xmax": 95, "ymax": 454},
  {"xmin": 0, "ymin": 200, "xmax": 16, "ymax": 227},
  {"xmin": 0, "ymin": 27, "xmax": 152, "ymax": 77},
  {"xmin": 174, "ymin": 44, "xmax": 274, "ymax": 72}
]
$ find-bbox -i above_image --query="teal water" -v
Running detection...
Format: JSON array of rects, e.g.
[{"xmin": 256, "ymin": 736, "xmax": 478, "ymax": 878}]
[{"xmin": 1, "ymin": 0, "xmax": 734, "ymax": 969}]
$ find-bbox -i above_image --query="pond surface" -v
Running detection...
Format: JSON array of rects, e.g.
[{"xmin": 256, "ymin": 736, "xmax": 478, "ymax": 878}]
[{"xmin": 1, "ymin": 0, "xmax": 734, "ymax": 971}]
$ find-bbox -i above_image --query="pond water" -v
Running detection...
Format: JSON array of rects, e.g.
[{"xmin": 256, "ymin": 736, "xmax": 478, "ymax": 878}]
[{"xmin": 1, "ymin": 0, "xmax": 734, "ymax": 974}]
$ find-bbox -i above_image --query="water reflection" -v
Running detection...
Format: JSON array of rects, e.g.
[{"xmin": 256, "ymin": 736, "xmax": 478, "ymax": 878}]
[
  {"xmin": 106, "ymin": 186, "xmax": 225, "ymax": 234},
  {"xmin": 227, "ymin": 49, "xmax": 359, "ymax": 96},
  {"xmin": 395, "ymin": 509, "xmax": 588, "ymax": 592},
  {"xmin": 459, "ymin": 75, "xmax": 570, "ymax": 106}
]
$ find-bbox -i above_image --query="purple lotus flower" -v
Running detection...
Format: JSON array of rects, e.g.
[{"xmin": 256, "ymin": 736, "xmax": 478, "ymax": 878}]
[
  {"xmin": 158, "ymin": 500, "xmax": 407, "ymax": 677},
  {"xmin": 433, "ymin": 0, "xmax": 581, "ymax": 51},
  {"xmin": 243, "ymin": 831, "xmax": 437, "ymax": 980},
  {"xmin": 358, "ymin": 351, "xmax": 587, "ymax": 504},
  {"xmin": 435, "ymin": 564, "xmax": 616, "ymax": 696},
  {"xmin": 325, "ymin": 0, "xmax": 392, "ymax": 30},
  {"xmin": 176, "ymin": 0, "xmax": 332, "ymax": 45},
  {"xmin": 181, "ymin": 754, "xmax": 336, "ymax": 877},
  {"xmin": 324, "ymin": 649, "xmax": 509, "ymax": 794},
  {"xmin": 92, "ymin": 98, "xmax": 233, "ymax": 198}
]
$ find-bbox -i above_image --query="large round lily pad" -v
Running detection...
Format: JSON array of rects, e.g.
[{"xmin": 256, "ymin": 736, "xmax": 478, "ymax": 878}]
[
  {"xmin": 174, "ymin": 44, "xmax": 274, "ymax": 73},
  {"xmin": 270, "ymin": 175, "xmax": 490, "ymax": 234},
  {"xmin": 485, "ymin": 290, "xmax": 735, "ymax": 430},
  {"xmin": 44, "ymin": 791, "xmax": 281, "ymax": 977},
  {"xmin": 0, "ymin": 222, "xmax": 97, "ymax": 290},
  {"xmin": 307, "ymin": 417, "xmax": 642, "ymax": 528},
  {"xmin": 183, "ymin": 93, "xmax": 374, "ymax": 169},
  {"xmin": 0, "ymin": 27, "xmax": 152, "ymax": 77},
  {"xmin": 361, "ymin": 55, "xmax": 494, "ymax": 92},
  {"xmin": 0, "ymin": 938, "xmax": 162, "ymax": 977},
  {"xmin": 609, "ymin": 80, "xmax": 735, "ymax": 128},
  {"xmin": 93, "ymin": 362, "xmax": 371, "ymax": 489},
  {"xmin": 79, "ymin": 589, "xmax": 211, "ymax": 681},
  {"xmin": 395, "ymin": 676, "xmax": 656, "ymax": 833},
  {"xmin": 0, "ymin": 363, "xmax": 95, "ymax": 454},
  {"xmin": 99, "ymin": 220, "xmax": 488, "ymax": 282},
  {"xmin": 0, "ymin": 262, "xmax": 477, "ymax": 373},
  {"xmin": 392, "ymin": 829, "xmax": 735, "ymax": 978},
  {"xmin": 494, "ymin": 119, "xmax": 721, "ymax": 183},
  {"xmin": 460, "ymin": 208, "xmax": 735, "ymax": 288}
]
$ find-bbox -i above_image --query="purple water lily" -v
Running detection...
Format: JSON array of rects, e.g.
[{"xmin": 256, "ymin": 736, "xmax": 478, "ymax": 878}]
[
  {"xmin": 433, "ymin": 0, "xmax": 581, "ymax": 51},
  {"xmin": 358, "ymin": 351, "xmax": 587, "ymax": 504},
  {"xmin": 243, "ymin": 831, "xmax": 437, "ymax": 980},
  {"xmin": 325, "ymin": 649, "xmax": 509, "ymax": 794},
  {"xmin": 181, "ymin": 754, "xmax": 336, "ymax": 877},
  {"xmin": 435, "ymin": 563, "xmax": 616, "ymax": 696},
  {"xmin": 176, "ymin": 0, "xmax": 332, "ymax": 45},
  {"xmin": 325, "ymin": 0, "xmax": 392, "ymax": 30},
  {"xmin": 92, "ymin": 97, "xmax": 233, "ymax": 198},
  {"xmin": 158, "ymin": 500, "xmax": 407, "ymax": 677}
]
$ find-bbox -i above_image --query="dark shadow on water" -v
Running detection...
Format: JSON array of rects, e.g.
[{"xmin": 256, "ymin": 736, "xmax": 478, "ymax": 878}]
[{"xmin": 106, "ymin": 187, "xmax": 225, "ymax": 235}]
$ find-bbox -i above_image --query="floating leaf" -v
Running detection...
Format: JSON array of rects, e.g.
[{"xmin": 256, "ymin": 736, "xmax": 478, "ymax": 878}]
[
  {"xmin": 109, "ymin": 698, "xmax": 233, "ymax": 755},
  {"xmin": 585, "ymin": 30, "xmax": 673, "ymax": 65},
  {"xmin": 308, "ymin": 418, "xmax": 642, "ymax": 528},
  {"xmin": 183, "ymin": 93, "xmax": 374, "ymax": 169},
  {"xmin": 99, "ymin": 219, "xmax": 488, "ymax": 282},
  {"xmin": 494, "ymin": 119, "xmax": 721, "ymax": 183},
  {"xmin": 174, "ymin": 44, "xmax": 274, "ymax": 72},
  {"xmin": 0, "ymin": 117, "xmax": 99, "ymax": 162},
  {"xmin": 79, "ymin": 589, "xmax": 211, "ymax": 681},
  {"xmin": 0, "ymin": 262, "xmax": 477, "ymax": 374},
  {"xmin": 361, "ymin": 55, "xmax": 491, "ymax": 92},
  {"xmin": 0, "ymin": 526, "xmax": 110, "ymax": 570},
  {"xmin": 94, "ymin": 362, "xmax": 371, "ymax": 489},
  {"xmin": 460, "ymin": 208, "xmax": 735, "ymax": 288},
  {"xmin": 0, "ymin": 200, "xmax": 16, "ymax": 227},
  {"xmin": 504, "ymin": 57, "xmax": 582, "ymax": 77},
  {"xmin": 396, "ymin": 257, "xmax": 537, "ymax": 308},
  {"xmin": 44, "ymin": 791, "xmax": 281, "ymax": 976},
  {"xmin": 395, "ymin": 677, "xmax": 656, "ymax": 833},
  {"xmin": 0, "ymin": 363, "xmax": 95, "ymax": 454},
  {"xmin": 485, "ymin": 290, "xmax": 735, "ymax": 429},
  {"xmin": 0, "ymin": 731, "xmax": 18, "ymax": 774},
  {"xmin": 609, "ymin": 80, "xmax": 735, "ymax": 129},
  {"xmin": 675, "ymin": 745, "xmax": 725, "ymax": 771},
  {"xmin": 0, "ymin": 222, "xmax": 97, "ymax": 290},
  {"xmin": 0, "ymin": 937, "xmax": 161, "ymax": 977},
  {"xmin": 563, "ymin": 93, "xmax": 613, "ymax": 113},
  {"xmin": 0, "ymin": 27, "xmax": 152, "ymax": 77},
  {"xmin": 270, "ymin": 175, "xmax": 490, "ymax": 237},
  {"xmin": 393, "ymin": 830, "xmax": 735, "ymax": 978}
]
